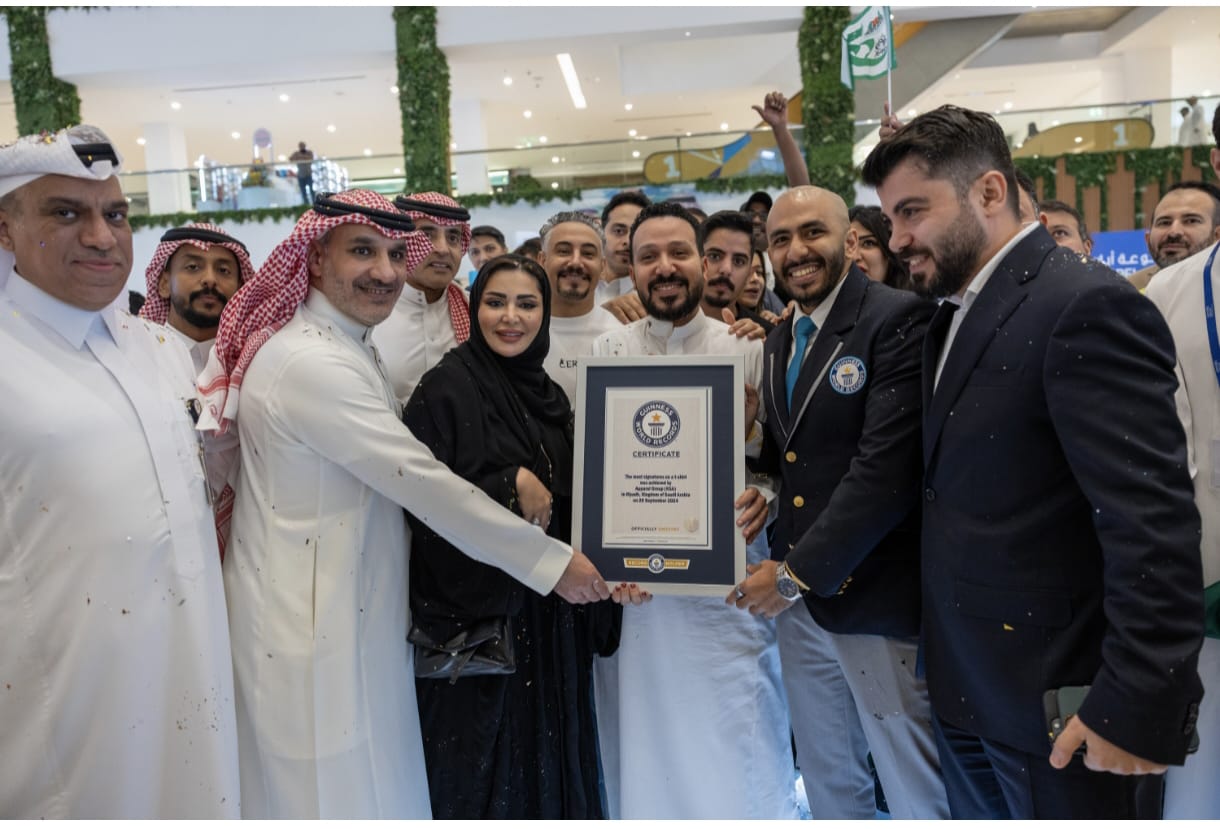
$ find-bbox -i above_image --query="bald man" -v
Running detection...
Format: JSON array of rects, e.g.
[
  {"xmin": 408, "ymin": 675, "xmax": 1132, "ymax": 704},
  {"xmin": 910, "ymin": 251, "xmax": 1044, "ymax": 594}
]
[{"xmin": 731, "ymin": 186, "xmax": 949, "ymax": 818}]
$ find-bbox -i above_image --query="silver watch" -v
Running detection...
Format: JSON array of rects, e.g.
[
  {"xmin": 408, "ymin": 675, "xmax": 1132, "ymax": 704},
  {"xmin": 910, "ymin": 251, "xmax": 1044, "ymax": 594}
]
[{"xmin": 775, "ymin": 562, "xmax": 802, "ymax": 601}]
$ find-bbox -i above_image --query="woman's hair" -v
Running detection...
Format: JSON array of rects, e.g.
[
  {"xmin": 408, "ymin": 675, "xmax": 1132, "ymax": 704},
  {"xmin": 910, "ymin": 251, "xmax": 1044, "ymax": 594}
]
[{"xmin": 848, "ymin": 205, "xmax": 911, "ymax": 292}]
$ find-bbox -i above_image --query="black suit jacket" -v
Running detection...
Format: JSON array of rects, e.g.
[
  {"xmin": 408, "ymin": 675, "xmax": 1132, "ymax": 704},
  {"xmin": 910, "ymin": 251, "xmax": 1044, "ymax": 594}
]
[
  {"xmin": 757, "ymin": 266, "xmax": 933, "ymax": 637},
  {"xmin": 921, "ymin": 225, "xmax": 1204, "ymax": 762}
]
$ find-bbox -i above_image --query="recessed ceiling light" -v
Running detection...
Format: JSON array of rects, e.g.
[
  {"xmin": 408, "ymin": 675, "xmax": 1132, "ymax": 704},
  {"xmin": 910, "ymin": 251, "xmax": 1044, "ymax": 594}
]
[
  {"xmin": 450, "ymin": 141, "xmax": 457, "ymax": 151},
  {"xmin": 523, "ymin": 109, "xmax": 532, "ymax": 119},
  {"xmin": 1074, "ymin": 136, "xmax": 1083, "ymax": 144},
  {"xmin": 393, "ymin": 167, "xmax": 402, "ymax": 175},
  {"xmin": 1003, "ymin": 101, "xmax": 1013, "ymax": 110},
  {"xmin": 503, "ymin": 75, "xmax": 513, "ymax": 86},
  {"xmin": 907, "ymin": 108, "xmax": 917, "ymax": 117},
  {"xmin": 326, "ymin": 124, "xmax": 336, "ymax": 133},
  {"xmin": 685, "ymin": 131, "xmax": 692, "ymax": 137},
  {"xmin": 720, "ymin": 122, "xmax": 729, "ymax": 131},
  {"xmin": 231, "ymin": 131, "xmax": 241, "ymax": 140},
  {"xmin": 277, "ymin": 154, "xmax": 287, "ymax": 161},
  {"xmin": 632, "ymin": 150, "xmax": 640, "ymax": 158},
  {"xmin": 551, "ymin": 155, "xmax": 560, "ymax": 164},
  {"xmin": 135, "ymin": 137, "xmax": 146, "ymax": 146},
  {"xmin": 170, "ymin": 101, "xmax": 181, "ymax": 110},
  {"xmin": 628, "ymin": 129, "xmax": 637, "ymax": 137},
  {"xmin": 556, "ymin": 53, "xmax": 587, "ymax": 110},
  {"xmin": 1051, "ymin": 120, "xmax": 1060, "ymax": 126},
  {"xmin": 624, "ymin": 103, "xmax": 633, "ymax": 111},
  {"xmin": 390, "ymin": 86, "xmax": 399, "ymax": 95},
  {"xmin": 551, "ymin": 181, "xmax": 559, "ymax": 189},
  {"xmin": 363, "ymin": 148, "xmax": 373, "ymax": 156},
  {"xmin": 279, "ymin": 93, "xmax": 290, "ymax": 103},
  {"xmin": 539, "ymin": 136, "xmax": 548, "ymax": 144},
  {"xmin": 684, "ymin": 31, "xmax": 691, "ymax": 37}
]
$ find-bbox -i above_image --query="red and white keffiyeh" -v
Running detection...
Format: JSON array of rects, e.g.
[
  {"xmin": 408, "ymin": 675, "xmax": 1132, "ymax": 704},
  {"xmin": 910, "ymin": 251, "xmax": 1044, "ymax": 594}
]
[
  {"xmin": 138, "ymin": 222, "xmax": 257, "ymax": 325},
  {"xmin": 197, "ymin": 189, "xmax": 430, "ymax": 435},
  {"xmin": 397, "ymin": 191, "xmax": 472, "ymax": 343}
]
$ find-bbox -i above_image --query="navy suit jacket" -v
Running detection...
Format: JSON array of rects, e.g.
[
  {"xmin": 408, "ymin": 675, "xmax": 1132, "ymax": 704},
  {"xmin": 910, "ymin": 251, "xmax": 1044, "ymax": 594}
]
[
  {"xmin": 920, "ymin": 224, "xmax": 1204, "ymax": 762},
  {"xmin": 758, "ymin": 266, "xmax": 933, "ymax": 637}
]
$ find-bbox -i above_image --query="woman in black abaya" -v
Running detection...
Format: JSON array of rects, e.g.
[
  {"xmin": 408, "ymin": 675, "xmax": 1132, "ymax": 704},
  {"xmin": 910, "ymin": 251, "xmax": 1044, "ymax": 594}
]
[{"xmin": 403, "ymin": 254, "xmax": 617, "ymax": 819}]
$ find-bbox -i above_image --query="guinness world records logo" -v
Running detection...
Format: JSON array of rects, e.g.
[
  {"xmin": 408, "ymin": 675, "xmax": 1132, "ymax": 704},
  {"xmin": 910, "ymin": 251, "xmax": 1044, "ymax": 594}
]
[{"xmin": 633, "ymin": 400, "xmax": 681, "ymax": 447}]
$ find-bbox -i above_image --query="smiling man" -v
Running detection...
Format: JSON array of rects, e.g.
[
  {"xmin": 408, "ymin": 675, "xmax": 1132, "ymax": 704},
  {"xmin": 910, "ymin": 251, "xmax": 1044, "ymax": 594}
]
[
  {"xmin": 1129, "ymin": 181, "xmax": 1220, "ymax": 291},
  {"xmin": 198, "ymin": 189, "xmax": 607, "ymax": 819},
  {"xmin": 0, "ymin": 125, "xmax": 240, "ymax": 817},
  {"xmin": 537, "ymin": 210, "xmax": 619, "ymax": 400},
  {"xmin": 730, "ymin": 186, "xmax": 947, "ymax": 820},
  {"xmin": 861, "ymin": 104, "xmax": 1203, "ymax": 820},
  {"xmin": 373, "ymin": 191, "xmax": 473, "ymax": 404},
  {"xmin": 590, "ymin": 201, "xmax": 796, "ymax": 820}
]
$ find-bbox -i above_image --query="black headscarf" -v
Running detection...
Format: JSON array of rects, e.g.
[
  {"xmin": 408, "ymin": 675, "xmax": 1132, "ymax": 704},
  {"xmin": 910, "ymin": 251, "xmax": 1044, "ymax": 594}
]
[{"xmin": 456, "ymin": 254, "xmax": 573, "ymax": 495}]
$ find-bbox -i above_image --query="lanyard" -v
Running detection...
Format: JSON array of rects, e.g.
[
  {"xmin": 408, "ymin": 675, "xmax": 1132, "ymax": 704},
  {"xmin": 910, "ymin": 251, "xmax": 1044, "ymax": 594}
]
[{"xmin": 1203, "ymin": 243, "xmax": 1220, "ymax": 390}]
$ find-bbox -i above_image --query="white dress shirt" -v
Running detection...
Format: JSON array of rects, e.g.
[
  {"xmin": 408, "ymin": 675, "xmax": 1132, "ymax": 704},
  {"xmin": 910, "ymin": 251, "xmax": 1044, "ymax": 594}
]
[
  {"xmin": 588, "ymin": 311, "xmax": 798, "ymax": 819},
  {"xmin": 225, "ymin": 288, "xmax": 573, "ymax": 818},
  {"xmin": 0, "ymin": 270, "xmax": 239, "ymax": 818},
  {"xmin": 373, "ymin": 282, "xmax": 466, "ymax": 405},
  {"xmin": 544, "ymin": 305, "xmax": 621, "ymax": 402}
]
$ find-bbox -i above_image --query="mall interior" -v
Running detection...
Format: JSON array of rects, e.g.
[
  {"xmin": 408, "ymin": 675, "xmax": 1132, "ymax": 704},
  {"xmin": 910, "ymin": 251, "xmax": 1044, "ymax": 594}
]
[{"xmin": 0, "ymin": 4, "xmax": 1216, "ymax": 287}]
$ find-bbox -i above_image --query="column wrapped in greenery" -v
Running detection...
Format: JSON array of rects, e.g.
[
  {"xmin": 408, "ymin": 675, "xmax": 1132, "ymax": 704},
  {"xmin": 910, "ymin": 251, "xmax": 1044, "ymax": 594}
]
[
  {"xmin": 798, "ymin": 6, "xmax": 855, "ymax": 204},
  {"xmin": 5, "ymin": 7, "xmax": 81, "ymax": 135},
  {"xmin": 394, "ymin": 6, "xmax": 451, "ymax": 194}
]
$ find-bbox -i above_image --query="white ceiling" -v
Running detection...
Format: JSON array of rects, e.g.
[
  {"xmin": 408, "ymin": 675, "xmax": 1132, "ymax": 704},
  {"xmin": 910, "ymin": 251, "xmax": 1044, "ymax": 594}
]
[{"xmin": 0, "ymin": 5, "xmax": 1211, "ymax": 176}]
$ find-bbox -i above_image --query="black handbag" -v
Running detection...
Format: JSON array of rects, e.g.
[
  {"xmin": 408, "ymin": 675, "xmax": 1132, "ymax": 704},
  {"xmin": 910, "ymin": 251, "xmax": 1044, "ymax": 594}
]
[{"xmin": 408, "ymin": 616, "xmax": 516, "ymax": 684}]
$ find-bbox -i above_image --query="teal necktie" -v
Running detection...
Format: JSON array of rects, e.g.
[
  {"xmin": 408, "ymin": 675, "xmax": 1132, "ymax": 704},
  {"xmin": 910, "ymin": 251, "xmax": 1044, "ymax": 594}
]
[{"xmin": 786, "ymin": 316, "xmax": 816, "ymax": 408}]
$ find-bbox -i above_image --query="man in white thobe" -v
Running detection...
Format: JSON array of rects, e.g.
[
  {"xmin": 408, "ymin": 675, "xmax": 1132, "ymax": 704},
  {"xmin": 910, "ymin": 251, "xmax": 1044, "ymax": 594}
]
[
  {"xmin": 1146, "ymin": 238, "xmax": 1220, "ymax": 819},
  {"xmin": 538, "ymin": 210, "xmax": 621, "ymax": 401},
  {"xmin": 590, "ymin": 202, "xmax": 797, "ymax": 819},
  {"xmin": 373, "ymin": 191, "xmax": 472, "ymax": 405},
  {"xmin": 197, "ymin": 190, "xmax": 609, "ymax": 819},
  {"xmin": 0, "ymin": 127, "xmax": 240, "ymax": 818}
]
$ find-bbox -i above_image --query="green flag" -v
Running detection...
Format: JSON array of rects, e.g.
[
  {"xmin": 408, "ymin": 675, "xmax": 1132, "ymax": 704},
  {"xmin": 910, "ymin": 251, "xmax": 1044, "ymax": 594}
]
[{"xmin": 840, "ymin": 6, "xmax": 896, "ymax": 90}]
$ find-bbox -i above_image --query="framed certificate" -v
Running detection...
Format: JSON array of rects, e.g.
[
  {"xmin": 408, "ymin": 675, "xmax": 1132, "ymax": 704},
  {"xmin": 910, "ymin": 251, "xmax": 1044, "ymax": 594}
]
[{"xmin": 573, "ymin": 355, "xmax": 745, "ymax": 596}]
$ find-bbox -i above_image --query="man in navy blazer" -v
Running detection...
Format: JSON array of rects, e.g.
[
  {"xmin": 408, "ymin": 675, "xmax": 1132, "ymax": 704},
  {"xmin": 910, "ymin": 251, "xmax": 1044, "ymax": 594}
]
[
  {"xmin": 861, "ymin": 105, "xmax": 1205, "ymax": 819},
  {"xmin": 732, "ymin": 186, "xmax": 948, "ymax": 818}
]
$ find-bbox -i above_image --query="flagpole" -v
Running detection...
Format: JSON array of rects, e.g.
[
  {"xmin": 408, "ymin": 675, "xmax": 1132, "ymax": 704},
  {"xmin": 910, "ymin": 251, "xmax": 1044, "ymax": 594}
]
[{"xmin": 885, "ymin": 7, "xmax": 893, "ymax": 123}]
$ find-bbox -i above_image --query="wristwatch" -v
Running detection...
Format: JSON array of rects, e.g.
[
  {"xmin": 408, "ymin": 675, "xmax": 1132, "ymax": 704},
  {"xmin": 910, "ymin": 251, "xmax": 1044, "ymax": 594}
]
[{"xmin": 775, "ymin": 561, "xmax": 803, "ymax": 602}]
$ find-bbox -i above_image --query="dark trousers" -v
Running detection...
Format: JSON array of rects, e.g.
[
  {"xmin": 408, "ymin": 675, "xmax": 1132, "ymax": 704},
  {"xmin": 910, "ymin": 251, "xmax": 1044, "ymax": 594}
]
[
  {"xmin": 298, "ymin": 175, "xmax": 313, "ymax": 206},
  {"xmin": 933, "ymin": 716, "xmax": 1163, "ymax": 819}
]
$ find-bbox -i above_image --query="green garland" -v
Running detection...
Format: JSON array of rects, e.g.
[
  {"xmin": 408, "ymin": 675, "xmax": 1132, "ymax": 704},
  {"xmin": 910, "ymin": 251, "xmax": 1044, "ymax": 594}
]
[
  {"xmin": 1012, "ymin": 156, "xmax": 1058, "ymax": 203},
  {"xmin": 129, "ymin": 206, "xmax": 309, "ymax": 232},
  {"xmin": 695, "ymin": 175, "xmax": 787, "ymax": 195},
  {"xmin": 4, "ymin": 7, "xmax": 81, "ymax": 134},
  {"xmin": 457, "ymin": 188, "xmax": 583, "ymax": 209},
  {"xmin": 798, "ymin": 7, "xmax": 855, "ymax": 204},
  {"xmin": 394, "ymin": 7, "xmax": 450, "ymax": 194},
  {"xmin": 1062, "ymin": 152, "xmax": 1116, "ymax": 232}
]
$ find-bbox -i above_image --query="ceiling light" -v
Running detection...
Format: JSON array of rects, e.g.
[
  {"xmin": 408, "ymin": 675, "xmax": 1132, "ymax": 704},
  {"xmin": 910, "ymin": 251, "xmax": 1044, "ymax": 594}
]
[
  {"xmin": 624, "ymin": 103, "xmax": 633, "ymax": 111},
  {"xmin": 552, "ymin": 156, "xmax": 560, "ymax": 164},
  {"xmin": 1074, "ymin": 136, "xmax": 1083, "ymax": 144},
  {"xmin": 503, "ymin": 75, "xmax": 513, "ymax": 86},
  {"xmin": 135, "ymin": 137, "xmax": 146, "ymax": 146},
  {"xmin": 170, "ymin": 101, "xmax": 181, "ymax": 110},
  {"xmin": 523, "ymin": 109, "xmax": 532, "ymax": 119},
  {"xmin": 1003, "ymin": 101, "xmax": 1013, "ymax": 110},
  {"xmin": 393, "ymin": 167, "xmax": 402, "ymax": 175},
  {"xmin": 539, "ymin": 136, "xmax": 548, "ymax": 144},
  {"xmin": 720, "ymin": 122, "xmax": 729, "ymax": 131},
  {"xmin": 685, "ymin": 131, "xmax": 692, "ymax": 137},
  {"xmin": 551, "ymin": 182, "xmax": 560, "ymax": 189},
  {"xmin": 390, "ymin": 85, "xmax": 399, "ymax": 95},
  {"xmin": 277, "ymin": 154, "xmax": 287, "ymax": 161},
  {"xmin": 231, "ymin": 131, "xmax": 241, "ymax": 140},
  {"xmin": 1051, "ymin": 120, "xmax": 1060, "ymax": 126},
  {"xmin": 556, "ymin": 53, "xmax": 587, "ymax": 110},
  {"xmin": 907, "ymin": 108, "xmax": 917, "ymax": 117},
  {"xmin": 279, "ymin": 93, "xmax": 290, "ymax": 103},
  {"xmin": 326, "ymin": 124, "xmax": 336, "ymax": 133},
  {"xmin": 632, "ymin": 150, "xmax": 640, "ymax": 158},
  {"xmin": 363, "ymin": 148, "xmax": 373, "ymax": 156},
  {"xmin": 450, "ymin": 141, "xmax": 457, "ymax": 151},
  {"xmin": 628, "ymin": 129, "xmax": 637, "ymax": 137},
  {"xmin": 1205, "ymin": 89, "xmax": 1214, "ymax": 96},
  {"xmin": 684, "ymin": 31, "xmax": 691, "ymax": 37}
]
